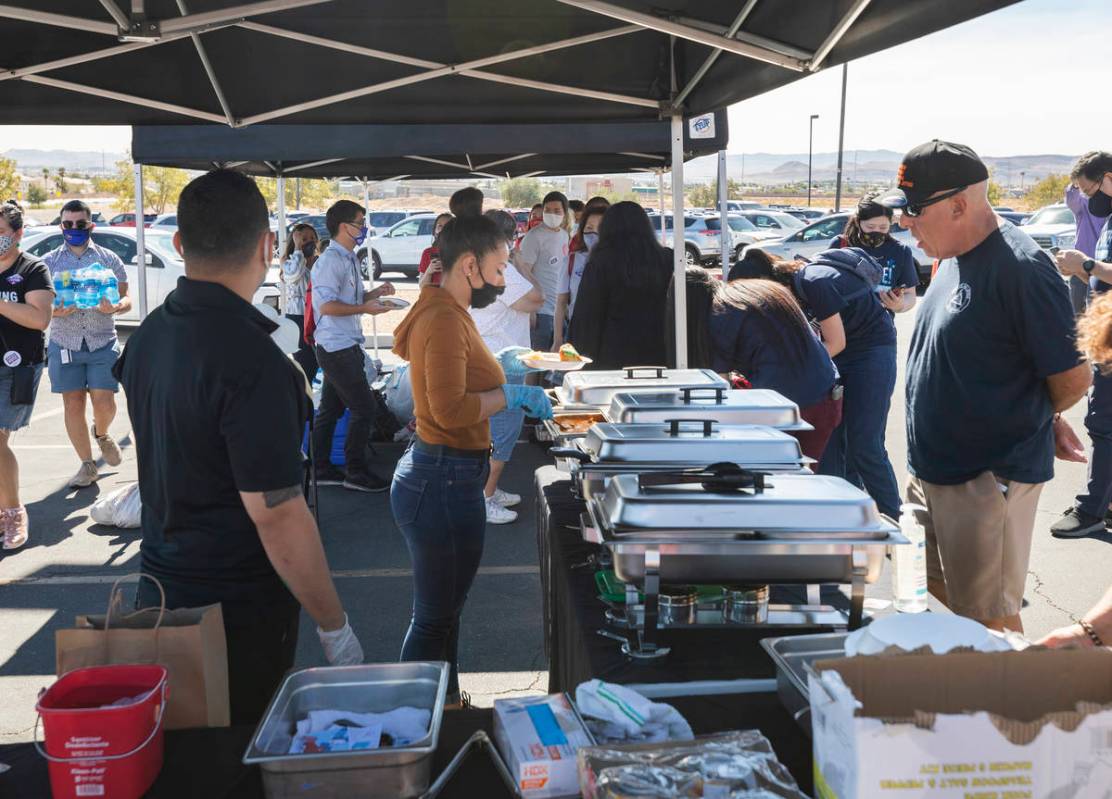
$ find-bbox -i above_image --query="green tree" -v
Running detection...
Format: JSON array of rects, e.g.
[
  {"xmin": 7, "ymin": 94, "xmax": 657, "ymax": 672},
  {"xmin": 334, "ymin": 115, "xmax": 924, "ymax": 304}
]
[
  {"xmin": 26, "ymin": 184, "xmax": 48, "ymax": 207},
  {"xmin": 0, "ymin": 158, "xmax": 18, "ymax": 200},
  {"xmin": 1024, "ymin": 174, "xmax": 1070, "ymax": 211},
  {"xmin": 987, "ymin": 179, "xmax": 1004, "ymax": 207},
  {"xmin": 499, "ymin": 177, "xmax": 542, "ymax": 208},
  {"xmin": 687, "ymin": 183, "xmax": 716, "ymax": 207},
  {"xmin": 256, "ymin": 177, "xmax": 337, "ymax": 212},
  {"xmin": 95, "ymin": 159, "xmax": 190, "ymax": 213},
  {"xmin": 54, "ymin": 167, "xmax": 67, "ymax": 195}
]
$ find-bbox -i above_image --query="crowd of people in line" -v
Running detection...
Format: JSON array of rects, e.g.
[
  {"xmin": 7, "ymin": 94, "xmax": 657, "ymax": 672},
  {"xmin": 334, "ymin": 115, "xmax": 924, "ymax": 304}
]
[{"xmin": 1, "ymin": 140, "xmax": 1111, "ymax": 722}]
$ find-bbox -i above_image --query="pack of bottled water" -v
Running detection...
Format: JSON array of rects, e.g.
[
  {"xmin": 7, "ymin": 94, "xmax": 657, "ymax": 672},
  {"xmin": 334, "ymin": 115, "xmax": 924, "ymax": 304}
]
[{"xmin": 53, "ymin": 264, "xmax": 120, "ymax": 309}]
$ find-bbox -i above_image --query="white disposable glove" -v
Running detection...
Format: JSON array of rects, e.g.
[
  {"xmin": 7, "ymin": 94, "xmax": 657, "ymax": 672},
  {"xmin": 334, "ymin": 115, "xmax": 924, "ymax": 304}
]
[{"xmin": 317, "ymin": 614, "xmax": 364, "ymax": 666}]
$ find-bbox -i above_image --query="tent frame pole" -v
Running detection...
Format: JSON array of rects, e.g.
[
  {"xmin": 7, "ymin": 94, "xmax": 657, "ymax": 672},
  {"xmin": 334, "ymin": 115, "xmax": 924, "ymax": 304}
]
[
  {"xmin": 133, "ymin": 164, "xmax": 148, "ymax": 320},
  {"xmin": 658, "ymin": 170, "xmax": 665, "ymax": 243},
  {"xmin": 718, "ymin": 150, "xmax": 730, "ymax": 271},
  {"xmin": 675, "ymin": 0, "xmax": 759, "ymax": 106},
  {"xmin": 670, "ymin": 114, "xmax": 687, "ymax": 369},
  {"xmin": 277, "ymin": 173, "xmax": 286, "ymax": 315},
  {"xmin": 810, "ymin": 0, "xmax": 874, "ymax": 70}
]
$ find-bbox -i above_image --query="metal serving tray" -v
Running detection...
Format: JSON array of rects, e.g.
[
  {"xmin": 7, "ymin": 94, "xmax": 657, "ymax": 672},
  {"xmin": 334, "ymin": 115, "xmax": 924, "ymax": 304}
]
[
  {"xmin": 555, "ymin": 366, "xmax": 728, "ymax": 407},
  {"xmin": 597, "ymin": 472, "xmax": 895, "ymax": 537},
  {"xmin": 607, "ymin": 387, "xmax": 813, "ymax": 431},
  {"xmin": 579, "ymin": 421, "xmax": 811, "ymax": 466},
  {"xmin": 243, "ymin": 662, "xmax": 449, "ymax": 799},
  {"xmin": 760, "ymin": 632, "xmax": 850, "ymax": 731}
]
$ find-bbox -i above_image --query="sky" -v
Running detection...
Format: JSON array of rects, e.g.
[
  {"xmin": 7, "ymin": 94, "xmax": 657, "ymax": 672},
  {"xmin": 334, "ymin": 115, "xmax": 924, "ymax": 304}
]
[{"xmin": 2, "ymin": 0, "xmax": 1107, "ymax": 159}]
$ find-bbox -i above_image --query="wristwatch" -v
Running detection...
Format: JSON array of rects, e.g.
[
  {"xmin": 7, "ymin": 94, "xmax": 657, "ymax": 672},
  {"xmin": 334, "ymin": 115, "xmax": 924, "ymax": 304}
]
[{"xmin": 1083, "ymin": 258, "xmax": 1096, "ymax": 274}]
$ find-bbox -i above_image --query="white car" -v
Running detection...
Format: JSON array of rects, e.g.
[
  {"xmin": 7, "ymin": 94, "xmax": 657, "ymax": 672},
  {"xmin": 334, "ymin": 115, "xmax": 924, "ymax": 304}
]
[
  {"xmin": 742, "ymin": 212, "xmax": 934, "ymax": 286},
  {"xmin": 735, "ymin": 210, "xmax": 807, "ymax": 235},
  {"xmin": 22, "ymin": 226, "xmax": 281, "ymax": 324},
  {"xmin": 148, "ymin": 213, "xmax": 178, "ymax": 233},
  {"xmin": 360, "ymin": 213, "xmax": 439, "ymax": 280},
  {"xmin": 1019, "ymin": 204, "xmax": 1076, "ymax": 251}
]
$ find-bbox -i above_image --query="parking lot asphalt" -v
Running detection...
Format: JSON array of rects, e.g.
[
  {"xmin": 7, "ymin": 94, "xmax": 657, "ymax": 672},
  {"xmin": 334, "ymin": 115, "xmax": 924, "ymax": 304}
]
[{"xmin": 2, "ymin": 289, "xmax": 1110, "ymax": 744}]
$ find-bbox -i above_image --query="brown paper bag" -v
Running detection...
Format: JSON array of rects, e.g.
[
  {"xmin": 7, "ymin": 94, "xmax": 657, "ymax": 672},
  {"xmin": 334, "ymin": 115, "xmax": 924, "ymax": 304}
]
[{"xmin": 54, "ymin": 574, "xmax": 230, "ymax": 730}]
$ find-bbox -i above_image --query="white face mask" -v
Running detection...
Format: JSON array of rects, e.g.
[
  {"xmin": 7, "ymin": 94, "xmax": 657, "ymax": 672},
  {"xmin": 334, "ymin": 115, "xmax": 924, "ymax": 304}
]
[{"xmin": 543, "ymin": 212, "xmax": 564, "ymax": 229}]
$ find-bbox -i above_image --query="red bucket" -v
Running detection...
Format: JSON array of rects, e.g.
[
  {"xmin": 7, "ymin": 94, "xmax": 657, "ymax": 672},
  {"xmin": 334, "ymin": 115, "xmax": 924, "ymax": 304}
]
[{"xmin": 36, "ymin": 664, "xmax": 168, "ymax": 799}]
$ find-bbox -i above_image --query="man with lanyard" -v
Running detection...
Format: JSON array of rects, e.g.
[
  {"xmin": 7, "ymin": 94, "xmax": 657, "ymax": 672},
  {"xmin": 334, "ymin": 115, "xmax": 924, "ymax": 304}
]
[
  {"xmin": 310, "ymin": 200, "xmax": 396, "ymax": 492},
  {"xmin": 114, "ymin": 170, "xmax": 363, "ymax": 724},
  {"xmin": 0, "ymin": 199, "xmax": 53, "ymax": 550},
  {"xmin": 885, "ymin": 140, "xmax": 1090, "ymax": 633},
  {"xmin": 44, "ymin": 200, "xmax": 129, "ymax": 488},
  {"xmin": 1053, "ymin": 151, "xmax": 1112, "ymax": 538}
]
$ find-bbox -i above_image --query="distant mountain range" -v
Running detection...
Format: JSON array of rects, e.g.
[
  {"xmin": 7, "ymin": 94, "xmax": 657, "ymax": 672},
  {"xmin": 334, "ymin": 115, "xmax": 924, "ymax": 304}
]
[
  {"xmin": 3, "ymin": 149, "xmax": 126, "ymax": 174},
  {"xmin": 685, "ymin": 150, "xmax": 1079, "ymax": 187}
]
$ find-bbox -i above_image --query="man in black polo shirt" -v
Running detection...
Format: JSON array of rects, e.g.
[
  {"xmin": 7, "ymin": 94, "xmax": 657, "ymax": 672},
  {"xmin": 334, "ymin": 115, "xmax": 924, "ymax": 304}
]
[{"xmin": 115, "ymin": 170, "xmax": 363, "ymax": 724}]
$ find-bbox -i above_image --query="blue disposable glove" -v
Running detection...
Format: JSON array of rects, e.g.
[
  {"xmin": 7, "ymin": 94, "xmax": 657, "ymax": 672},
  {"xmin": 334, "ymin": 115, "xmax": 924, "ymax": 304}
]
[
  {"xmin": 495, "ymin": 345, "xmax": 545, "ymax": 379},
  {"xmin": 502, "ymin": 384, "xmax": 554, "ymax": 420}
]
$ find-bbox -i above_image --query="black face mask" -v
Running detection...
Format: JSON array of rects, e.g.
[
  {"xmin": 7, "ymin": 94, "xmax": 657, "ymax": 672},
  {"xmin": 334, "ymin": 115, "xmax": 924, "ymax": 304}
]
[
  {"xmin": 469, "ymin": 267, "xmax": 505, "ymax": 309},
  {"xmin": 301, "ymin": 242, "xmax": 317, "ymax": 259},
  {"xmin": 860, "ymin": 231, "xmax": 887, "ymax": 248},
  {"xmin": 1089, "ymin": 187, "xmax": 1112, "ymax": 219}
]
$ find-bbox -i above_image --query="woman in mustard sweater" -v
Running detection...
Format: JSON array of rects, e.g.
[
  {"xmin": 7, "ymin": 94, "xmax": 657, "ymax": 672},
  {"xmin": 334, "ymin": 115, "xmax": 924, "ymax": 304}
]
[{"xmin": 391, "ymin": 214, "xmax": 552, "ymax": 705}]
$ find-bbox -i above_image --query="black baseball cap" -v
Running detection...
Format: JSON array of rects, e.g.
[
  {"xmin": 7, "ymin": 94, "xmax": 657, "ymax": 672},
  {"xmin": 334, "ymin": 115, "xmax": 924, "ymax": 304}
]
[{"xmin": 878, "ymin": 140, "xmax": 990, "ymax": 209}]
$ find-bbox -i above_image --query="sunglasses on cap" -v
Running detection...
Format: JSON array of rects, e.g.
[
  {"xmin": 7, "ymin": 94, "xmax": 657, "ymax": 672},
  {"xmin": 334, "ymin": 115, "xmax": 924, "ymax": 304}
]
[
  {"xmin": 61, "ymin": 220, "xmax": 90, "ymax": 230},
  {"xmin": 900, "ymin": 186, "xmax": 966, "ymax": 218}
]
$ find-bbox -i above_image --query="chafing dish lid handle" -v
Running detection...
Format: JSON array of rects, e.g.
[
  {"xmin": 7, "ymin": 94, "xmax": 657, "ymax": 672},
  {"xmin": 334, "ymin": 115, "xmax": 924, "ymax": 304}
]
[
  {"xmin": 664, "ymin": 418, "xmax": 717, "ymax": 437},
  {"xmin": 624, "ymin": 365, "xmax": 667, "ymax": 379},
  {"xmin": 678, "ymin": 386, "xmax": 727, "ymax": 404},
  {"xmin": 550, "ymin": 446, "xmax": 592, "ymax": 463},
  {"xmin": 637, "ymin": 462, "xmax": 770, "ymax": 493}
]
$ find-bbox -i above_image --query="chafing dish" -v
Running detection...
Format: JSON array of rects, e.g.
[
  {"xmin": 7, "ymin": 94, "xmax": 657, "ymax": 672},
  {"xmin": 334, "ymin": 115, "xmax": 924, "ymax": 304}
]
[
  {"xmin": 760, "ymin": 632, "xmax": 849, "ymax": 732},
  {"xmin": 582, "ymin": 467, "xmax": 903, "ymax": 657},
  {"xmin": 551, "ymin": 420, "xmax": 812, "ymax": 499},
  {"xmin": 555, "ymin": 366, "xmax": 728, "ymax": 408},
  {"xmin": 607, "ymin": 387, "xmax": 813, "ymax": 431}
]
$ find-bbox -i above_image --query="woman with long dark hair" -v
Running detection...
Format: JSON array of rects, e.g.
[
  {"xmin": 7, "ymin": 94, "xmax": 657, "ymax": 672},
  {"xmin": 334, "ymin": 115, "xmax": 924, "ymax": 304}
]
[
  {"xmin": 418, "ymin": 212, "xmax": 454, "ymax": 288},
  {"xmin": 280, "ymin": 221, "xmax": 321, "ymax": 379},
  {"xmin": 568, "ymin": 201, "xmax": 673, "ymax": 369},
  {"xmin": 671, "ymin": 266, "xmax": 842, "ymax": 460},
  {"xmin": 833, "ymin": 194, "xmax": 918, "ymax": 315}
]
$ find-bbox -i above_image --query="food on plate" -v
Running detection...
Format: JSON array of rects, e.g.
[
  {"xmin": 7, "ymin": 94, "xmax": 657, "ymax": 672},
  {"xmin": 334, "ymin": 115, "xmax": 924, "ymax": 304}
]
[
  {"xmin": 560, "ymin": 343, "xmax": 585, "ymax": 362},
  {"xmin": 554, "ymin": 413, "xmax": 606, "ymax": 433}
]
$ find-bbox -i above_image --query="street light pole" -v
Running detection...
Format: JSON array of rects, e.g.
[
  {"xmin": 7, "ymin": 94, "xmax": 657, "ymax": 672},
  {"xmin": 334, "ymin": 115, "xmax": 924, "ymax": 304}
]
[{"xmin": 807, "ymin": 113, "xmax": 820, "ymax": 207}]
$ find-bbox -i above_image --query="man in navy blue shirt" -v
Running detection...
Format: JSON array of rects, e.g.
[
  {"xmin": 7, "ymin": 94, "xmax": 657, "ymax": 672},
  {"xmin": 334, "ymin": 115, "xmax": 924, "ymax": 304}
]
[
  {"xmin": 1053, "ymin": 151, "xmax": 1112, "ymax": 538},
  {"xmin": 882, "ymin": 140, "xmax": 1090, "ymax": 633}
]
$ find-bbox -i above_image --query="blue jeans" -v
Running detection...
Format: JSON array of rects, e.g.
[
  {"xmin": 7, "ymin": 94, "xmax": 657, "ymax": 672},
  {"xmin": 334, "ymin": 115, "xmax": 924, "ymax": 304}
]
[
  {"xmin": 818, "ymin": 345, "xmax": 901, "ymax": 519},
  {"xmin": 1077, "ymin": 368, "xmax": 1112, "ymax": 518},
  {"xmin": 390, "ymin": 445, "xmax": 489, "ymax": 696}
]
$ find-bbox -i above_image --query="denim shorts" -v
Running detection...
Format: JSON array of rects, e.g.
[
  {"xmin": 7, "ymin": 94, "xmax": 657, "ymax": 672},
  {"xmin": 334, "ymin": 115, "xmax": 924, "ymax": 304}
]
[
  {"xmin": 490, "ymin": 373, "xmax": 524, "ymax": 462},
  {"xmin": 48, "ymin": 339, "xmax": 121, "ymax": 394},
  {"xmin": 0, "ymin": 363, "xmax": 45, "ymax": 431}
]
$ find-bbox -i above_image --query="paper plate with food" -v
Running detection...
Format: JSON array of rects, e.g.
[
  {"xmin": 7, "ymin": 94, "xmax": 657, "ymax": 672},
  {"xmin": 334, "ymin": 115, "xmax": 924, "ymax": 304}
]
[
  {"xmin": 376, "ymin": 296, "xmax": 411, "ymax": 309},
  {"xmin": 518, "ymin": 344, "xmax": 592, "ymax": 371}
]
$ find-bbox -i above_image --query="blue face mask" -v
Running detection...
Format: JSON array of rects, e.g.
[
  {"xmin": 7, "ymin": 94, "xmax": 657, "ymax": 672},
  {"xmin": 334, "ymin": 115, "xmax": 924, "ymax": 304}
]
[
  {"xmin": 63, "ymin": 227, "xmax": 90, "ymax": 247},
  {"xmin": 582, "ymin": 232, "xmax": 599, "ymax": 249}
]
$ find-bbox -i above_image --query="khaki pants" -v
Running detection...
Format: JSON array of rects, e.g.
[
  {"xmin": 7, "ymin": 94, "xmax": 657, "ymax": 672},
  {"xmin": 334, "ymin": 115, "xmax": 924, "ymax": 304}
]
[{"xmin": 906, "ymin": 471, "xmax": 1043, "ymax": 620}]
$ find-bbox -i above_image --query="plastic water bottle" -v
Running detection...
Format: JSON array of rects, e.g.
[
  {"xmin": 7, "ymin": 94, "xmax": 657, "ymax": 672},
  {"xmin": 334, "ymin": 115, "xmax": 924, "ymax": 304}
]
[
  {"xmin": 59, "ymin": 271, "xmax": 75, "ymax": 307},
  {"xmin": 104, "ymin": 273, "xmax": 120, "ymax": 305},
  {"xmin": 74, "ymin": 269, "xmax": 99, "ymax": 309},
  {"xmin": 893, "ymin": 503, "xmax": 928, "ymax": 613}
]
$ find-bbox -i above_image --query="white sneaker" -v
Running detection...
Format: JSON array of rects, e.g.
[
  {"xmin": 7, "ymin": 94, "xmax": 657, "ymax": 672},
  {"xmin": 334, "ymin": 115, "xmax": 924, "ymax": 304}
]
[
  {"xmin": 489, "ymin": 487, "xmax": 522, "ymax": 508},
  {"xmin": 68, "ymin": 461, "xmax": 99, "ymax": 489},
  {"xmin": 485, "ymin": 497, "xmax": 518, "ymax": 524}
]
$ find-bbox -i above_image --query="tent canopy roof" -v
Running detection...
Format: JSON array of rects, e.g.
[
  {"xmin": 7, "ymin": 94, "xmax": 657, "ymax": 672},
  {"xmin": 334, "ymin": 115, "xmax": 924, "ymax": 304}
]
[
  {"xmin": 2, "ymin": 1, "xmax": 1018, "ymax": 128},
  {"xmin": 130, "ymin": 112, "xmax": 729, "ymax": 179}
]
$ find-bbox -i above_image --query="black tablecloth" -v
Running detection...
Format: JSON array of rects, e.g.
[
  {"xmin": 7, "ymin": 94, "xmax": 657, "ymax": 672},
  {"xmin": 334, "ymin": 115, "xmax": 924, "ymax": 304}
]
[
  {"xmin": 536, "ymin": 467, "xmax": 847, "ymax": 694},
  {"xmin": 0, "ymin": 709, "xmax": 511, "ymax": 799}
]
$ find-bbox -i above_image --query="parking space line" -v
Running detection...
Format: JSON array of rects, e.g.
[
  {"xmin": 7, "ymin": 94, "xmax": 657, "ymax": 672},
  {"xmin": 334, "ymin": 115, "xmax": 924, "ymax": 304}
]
[
  {"xmin": 29, "ymin": 407, "xmax": 65, "ymax": 423},
  {"xmin": 0, "ymin": 565, "xmax": 539, "ymax": 587}
]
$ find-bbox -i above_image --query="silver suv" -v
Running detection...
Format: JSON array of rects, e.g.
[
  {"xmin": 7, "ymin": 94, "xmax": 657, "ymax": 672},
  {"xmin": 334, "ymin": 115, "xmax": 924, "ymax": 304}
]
[{"xmin": 648, "ymin": 213, "xmax": 782, "ymax": 265}]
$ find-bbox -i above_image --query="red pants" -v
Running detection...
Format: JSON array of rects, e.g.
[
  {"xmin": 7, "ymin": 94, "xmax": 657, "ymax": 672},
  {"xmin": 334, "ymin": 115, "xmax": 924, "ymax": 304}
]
[{"xmin": 792, "ymin": 393, "xmax": 844, "ymax": 463}]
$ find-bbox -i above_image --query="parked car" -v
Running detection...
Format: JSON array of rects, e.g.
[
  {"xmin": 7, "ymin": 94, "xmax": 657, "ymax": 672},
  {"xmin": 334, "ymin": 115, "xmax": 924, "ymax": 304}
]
[
  {"xmin": 367, "ymin": 209, "xmax": 431, "ymax": 237},
  {"xmin": 20, "ymin": 226, "xmax": 280, "ymax": 322},
  {"xmin": 647, "ymin": 213, "xmax": 782, "ymax": 265},
  {"xmin": 997, "ymin": 211, "xmax": 1030, "ymax": 227},
  {"xmin": 48, "ymin": 211, "xmax": 107, "ymax": 226},
  {"xmin": 1019, "ymin": 204, "xmax": 1076, "ymax": 251},
  {"xmin": 107, "ymin": 212, "xmax": 155, "ymax": 227},
  {"xmin": 743, "ymin": 212, "xmax": 934, "ymax": 287},
  {"xmin": 360, "ymin": 213, "xmax": 440, "ymax": 279},
  {"xmin": 725, "ymin": 200, "xmax": 764, "ymax": 212},
  {"xmin": 735, "ymin": 209, "xmax": 807, "ymax": 234},
  {"xmin": 148, "ymin": 213, "xmax": 178, "ymax": 233}
]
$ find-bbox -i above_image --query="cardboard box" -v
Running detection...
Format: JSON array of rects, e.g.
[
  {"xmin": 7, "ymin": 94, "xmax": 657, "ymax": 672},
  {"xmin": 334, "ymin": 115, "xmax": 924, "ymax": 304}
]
[
  {"xmin": 493, "ymin": 694, "xmax": 594, "ymax": 798},
  {"xmin": 808, "ymin": 647, "xmax": 1112, "ymax": 799}
]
